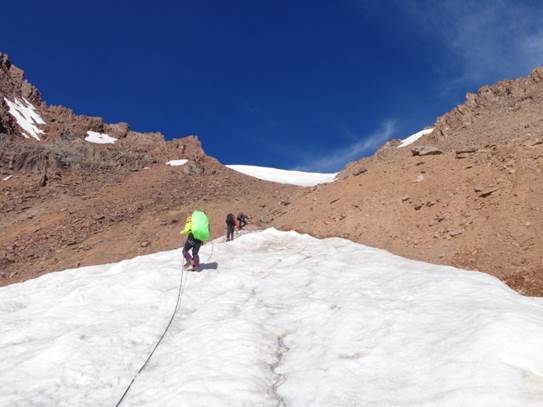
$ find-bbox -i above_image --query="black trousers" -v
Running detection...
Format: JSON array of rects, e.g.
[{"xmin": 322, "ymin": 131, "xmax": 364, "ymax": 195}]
[
  {"xmin": 183, "ymin": 233, "xmax": 202, "ymax": 259},
  {"xmin": 227, "ymin": 224, "xmax": 235, "ymax": 240}
]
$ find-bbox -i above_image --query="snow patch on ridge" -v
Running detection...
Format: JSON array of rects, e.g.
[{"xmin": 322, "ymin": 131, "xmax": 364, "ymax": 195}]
[
  {"xmin": 227, "ymin": 164, "xmax": 336, "ymax": 187},
  {"xmin": 85, "ymin": 131, "xmax": 117, "ymax": 145},
  {"xmin": 1, "ymin": 229, "xmax": 543, "ymax": 406},
  {"xmin": 4, "ymin": 97, "xmax": 45, "ymax": 141},
  {"xmin": 165, "ymin": 159, "xmax": 188, "ymax": 166},
  {"xmin": 398, "ymin": 127, "xmax": 434, "ymax": 148}
]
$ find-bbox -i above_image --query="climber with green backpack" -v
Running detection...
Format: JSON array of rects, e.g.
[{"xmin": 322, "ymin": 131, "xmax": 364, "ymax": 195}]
[{"xmin": 181, "ymin": 210, "xmax": 210, "ymax": 272}]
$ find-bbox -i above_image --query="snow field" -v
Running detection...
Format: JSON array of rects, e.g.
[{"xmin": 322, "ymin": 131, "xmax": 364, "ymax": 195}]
[
  {"xmin": 4, "ymin": 97, "xmax": 46, "ymax": 140},
  {"xmin": 226, "ymin": 165, "xmax": 336, "ymax": 187},
  {"xmin": 398, "ymin": 128, "xmax": 434, "ymax": 148},
  {"xmin": 1, "ymin": 229, "xmax": 543, "ymax": 406}
]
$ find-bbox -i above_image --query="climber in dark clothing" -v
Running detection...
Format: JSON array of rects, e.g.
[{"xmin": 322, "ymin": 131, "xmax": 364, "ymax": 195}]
[
  {"xmin": 237, "ymin": 212, "xmax": 249, "ymax": 230},
  {"xmin": 226, "ymin": 213, "xmax": 236, "ymax": 241}
]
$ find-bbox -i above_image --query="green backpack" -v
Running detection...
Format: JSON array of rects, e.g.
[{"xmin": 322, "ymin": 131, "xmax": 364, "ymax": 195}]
[{"xmin": 191, "ymin": 210, "xmax": 210, "ymax": 241}]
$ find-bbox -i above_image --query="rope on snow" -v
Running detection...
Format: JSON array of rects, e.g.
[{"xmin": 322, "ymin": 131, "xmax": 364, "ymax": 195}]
[{"xmin": 114, "ymin": 251, "xmax": 188, "ymax": 406}]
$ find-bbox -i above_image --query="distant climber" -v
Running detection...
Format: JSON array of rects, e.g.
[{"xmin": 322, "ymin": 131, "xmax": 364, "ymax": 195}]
[
  {"xmin": 226, "ymin": 213, "xmax": 236, "ymax": 241},
  {"xmin": 237, "ymin": 212, "xmax": 249, "ymax": 230},
  {"xmin": 181, "ymin": 210, "xmax": 210, "ymax": 272}
]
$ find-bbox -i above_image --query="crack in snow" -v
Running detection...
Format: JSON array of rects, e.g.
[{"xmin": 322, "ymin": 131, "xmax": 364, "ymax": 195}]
[{"xmin": 270, "ymin": 334, "xmax": 289, "ymax": 407}]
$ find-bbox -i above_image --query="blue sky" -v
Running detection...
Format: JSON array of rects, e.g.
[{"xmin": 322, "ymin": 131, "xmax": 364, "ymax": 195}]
[{"xmin": 3, "ymin": 0, "xmax": 542, "ymax": 171}]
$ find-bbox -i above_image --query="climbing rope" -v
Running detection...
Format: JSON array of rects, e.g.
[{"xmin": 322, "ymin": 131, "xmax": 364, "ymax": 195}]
[{"xmin": 114, "ymin": 252, "xmax": 188, "ymax": 406}]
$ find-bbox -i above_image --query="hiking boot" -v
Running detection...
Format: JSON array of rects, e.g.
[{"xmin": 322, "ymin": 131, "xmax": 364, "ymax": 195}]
[{"xmin": 192, "ymin": 256, "xmax": 200, "ymax": 272}]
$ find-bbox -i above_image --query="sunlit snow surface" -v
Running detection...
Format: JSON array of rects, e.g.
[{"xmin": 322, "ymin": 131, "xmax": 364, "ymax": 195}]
[
  {"xmin": 85, "ymin": 131, "xmax": 118, "ymax": 144},
  {"xmin": 165, "ymin": 159, "xmax": 188, "ymax": 166},
  {"xmin": 398, "ymin": 128, "xmax": 434, "ymax": 148},
  {"xmin": 4, "ymin": 97, "xmax": 46, "ymax": 140},
  {"xmin": 227, "ymin": 165, "xmax": 336, "ymax": 187},
  {"xmin": 1, "ymin": 229, "xmax": 543, "ymax": 406}
]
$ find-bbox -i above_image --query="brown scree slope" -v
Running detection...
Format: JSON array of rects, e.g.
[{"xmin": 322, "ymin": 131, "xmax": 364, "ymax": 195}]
[{"xmin": 275, "ymin": 66, "xmax": 543, "ymax": 296}]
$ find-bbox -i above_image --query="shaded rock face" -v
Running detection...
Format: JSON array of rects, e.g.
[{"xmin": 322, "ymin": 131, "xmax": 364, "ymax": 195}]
[
  {"xmin": 0, "ymin": 130, "xmax": 208, "ymax": 173},
  {"xmin": 0, "ymin": 53, "xmax": 43, "ymax": 138},
  {"xmin": 1, "ymin": 136, "xmax": 152, "ymax": 172},
  {"xmin": 0, "ymin": 114, "xmax": 8, "ymax": 135},
  {"xmin": 0, "ymin": 53, "xmax": 42, "ymax": 103}
]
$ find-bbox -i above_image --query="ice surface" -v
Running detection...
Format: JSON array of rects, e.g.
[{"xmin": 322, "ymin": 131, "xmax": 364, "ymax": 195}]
[
  {"xmin": 85, "ymin": 131, "xmax": 118, "ymax": 144},
  {"xmin": 227, "ymin": 165, "xmax": 336, "ymax": 187},
  {"xmin": 165, "ymin": 159, "xmax": 188, "ymax": 166},
  {"xmin": 398, "ymin": 128, "xmax": 434, "ymax": 148},
  {"xmin": 1, "ymin": 229, "xmax": 543, "ymax": 406},
  {"xmin": 4, "ymin": 97, "xmax": 45, "ymax": 140}
]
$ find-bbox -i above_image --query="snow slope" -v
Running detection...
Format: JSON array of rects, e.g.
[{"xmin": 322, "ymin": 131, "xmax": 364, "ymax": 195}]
[
  {"xmin": 398, "ymin": 127, "xmax": 434, "ymax": 148},
  {"xmin": 1, "ymin": 229, "xmax": 543, "ymax": 406},
  {"xmin": 227, "ymin": 165, "xmax": 336, "ymax": 187},
  {"xmin": 4, "ymin": 97, "xmax": 46, "ymax": 140},
  {"xmin": 85, "ymin": 131, "xmax": 118, "ymax": 144}
]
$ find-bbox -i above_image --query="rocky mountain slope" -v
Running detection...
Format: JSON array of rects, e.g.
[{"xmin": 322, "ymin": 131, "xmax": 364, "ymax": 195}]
[
  {"xmin": 0, "ymin": 53, "xmax": 301, "ymax": 285},
  {"xmin": 275, "ymin": 67, "xmax": 543, "ymax": 295},
  {"xmin": 1, "ymin": 53, "xmax": 542, "ymax": 296}
]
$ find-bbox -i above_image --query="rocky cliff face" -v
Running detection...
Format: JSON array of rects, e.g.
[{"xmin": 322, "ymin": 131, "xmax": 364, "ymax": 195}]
[
  {"xmin": 0, "ymin": 53, "xmax": 42, "ymax": 103},
  {"xmin": 0, "ymin": 53, "xmax": 42, "ymax": 136}
]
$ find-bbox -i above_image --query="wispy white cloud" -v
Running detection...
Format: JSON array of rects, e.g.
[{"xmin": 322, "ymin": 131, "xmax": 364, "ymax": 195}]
[
  {"xmin": 403, "ymin": 0, "xmax": 543, "ymax": 88},
  {"xmin": 296, "ymin": 120, "xmax": 396, "ymax": 172}
]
